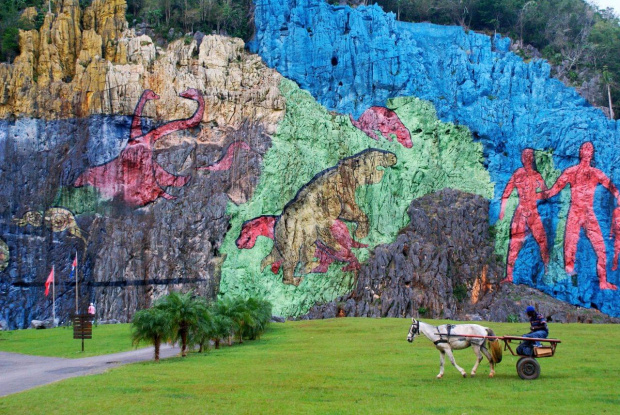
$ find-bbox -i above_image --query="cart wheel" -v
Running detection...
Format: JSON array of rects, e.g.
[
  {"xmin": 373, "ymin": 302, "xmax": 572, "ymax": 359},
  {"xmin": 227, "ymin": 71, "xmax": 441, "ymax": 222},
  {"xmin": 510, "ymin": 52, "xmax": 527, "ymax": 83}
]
[{"xmin": 517, "ymin": 357, "xmax": 540, "ymax": 380}]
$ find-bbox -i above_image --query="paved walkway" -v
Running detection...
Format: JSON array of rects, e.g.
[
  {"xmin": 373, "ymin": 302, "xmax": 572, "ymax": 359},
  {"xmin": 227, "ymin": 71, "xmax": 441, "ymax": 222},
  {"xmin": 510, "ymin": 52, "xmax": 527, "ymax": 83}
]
[{"xmin": 0, "ymin": 344, "xmax": 181, "ymax": 397}]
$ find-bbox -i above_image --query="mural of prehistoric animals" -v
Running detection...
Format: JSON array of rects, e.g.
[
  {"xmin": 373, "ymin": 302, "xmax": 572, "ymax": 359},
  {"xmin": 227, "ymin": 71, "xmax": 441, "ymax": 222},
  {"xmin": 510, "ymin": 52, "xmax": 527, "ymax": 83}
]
[
  {"xmin": 74, "ymin": 89, "xmax": 204, "ymax": 206},
  {"xmin": 250, "ymin": 0, "xmax": 620, "ymax": 316},
  {"xmin": 1, "ymin": 0, "xmax": 620, "ymax": 328}
]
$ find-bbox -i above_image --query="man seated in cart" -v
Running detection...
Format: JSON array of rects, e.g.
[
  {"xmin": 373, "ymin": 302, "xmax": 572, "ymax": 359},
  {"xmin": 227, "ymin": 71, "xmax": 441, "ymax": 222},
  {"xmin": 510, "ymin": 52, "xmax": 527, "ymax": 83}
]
[{"xmin": 516, "ymin": 306, "xmax": 549, "ymax": 356}]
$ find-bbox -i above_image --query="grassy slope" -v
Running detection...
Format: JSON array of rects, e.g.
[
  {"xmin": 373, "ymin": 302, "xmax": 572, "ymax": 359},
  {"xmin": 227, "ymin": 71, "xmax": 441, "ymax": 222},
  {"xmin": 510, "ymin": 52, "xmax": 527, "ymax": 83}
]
[
  {"xmin": 1, "ymin": 319, "xmax": 619, "ymax": 414},
  {"xmin": 0, "ymin": 324, "xmax": 133, "ymax": 358}
]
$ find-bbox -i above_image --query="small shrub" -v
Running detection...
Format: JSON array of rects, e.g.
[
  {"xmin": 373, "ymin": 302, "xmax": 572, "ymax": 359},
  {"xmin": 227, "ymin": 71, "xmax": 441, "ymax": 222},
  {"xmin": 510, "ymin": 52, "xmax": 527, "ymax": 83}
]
[
  {"xmin": 506, "ymin": 314, "xmax": 519, "ymax": 323},
  {"xmin": 453, "ymin": 284, "xmax": 468, "ymax": 302}
]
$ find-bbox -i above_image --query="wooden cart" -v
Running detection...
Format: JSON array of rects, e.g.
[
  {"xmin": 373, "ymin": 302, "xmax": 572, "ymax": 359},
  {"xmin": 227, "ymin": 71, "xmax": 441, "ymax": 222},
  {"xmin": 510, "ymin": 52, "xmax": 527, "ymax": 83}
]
[
  {"xmin": 435, "ymin": 333, "xmax": 561, "ymax": 380},
  {"xmin": 498, "ymin": 335, "xmax": 561, "ymax": 380}
]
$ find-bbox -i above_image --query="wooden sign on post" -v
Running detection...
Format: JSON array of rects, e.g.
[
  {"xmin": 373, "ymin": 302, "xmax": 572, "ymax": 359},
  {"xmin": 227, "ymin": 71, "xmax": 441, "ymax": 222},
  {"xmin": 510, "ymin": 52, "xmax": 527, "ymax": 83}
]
[{"xmin": 73, "ymin": 314, "xmax": 93, "ymax": 352}]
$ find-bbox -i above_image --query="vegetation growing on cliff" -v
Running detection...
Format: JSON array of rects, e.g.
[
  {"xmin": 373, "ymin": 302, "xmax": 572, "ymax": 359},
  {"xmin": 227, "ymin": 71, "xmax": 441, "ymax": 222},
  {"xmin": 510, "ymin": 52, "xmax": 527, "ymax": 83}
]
[
  {"xmin": 0, "ymin": 0, "xmax": 45, "ymax": 62},
  {"xmin": 373, "ymin": 0, "xmax": 620, "ymax": 118},
  {"xmin": 125, "ymin": 0, "xmax": 255, "ymax": 39},
  {"xmin": 2, "ymin": 0, "xmax": 618, "ymax": 118}
]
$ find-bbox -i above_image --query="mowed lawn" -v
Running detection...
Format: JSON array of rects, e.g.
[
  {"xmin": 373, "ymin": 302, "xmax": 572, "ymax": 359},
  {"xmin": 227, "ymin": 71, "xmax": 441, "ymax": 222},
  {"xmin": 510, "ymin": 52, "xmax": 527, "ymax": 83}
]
[
  {"xmin": 1, "ymin": 318, "xmax": 619, "ymax": 414},
  {"xmin": 0, "ymin": 324, "xmax": 133, "ymax": 358}
]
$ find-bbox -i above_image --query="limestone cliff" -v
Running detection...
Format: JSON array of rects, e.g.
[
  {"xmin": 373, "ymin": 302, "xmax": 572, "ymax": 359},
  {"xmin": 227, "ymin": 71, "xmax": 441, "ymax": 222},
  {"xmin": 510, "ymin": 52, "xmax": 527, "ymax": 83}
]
[
  {"xmin": 0, "ymin": 0, "xmax": 284, "ymax": 129},
  {"xmin": 2, "ymin": 0, "xmax": 620, "ymax": 329},
  {"xmin": 251, "ymin": 0, "xmax": 620, "ymax": 317},
  {"xmin": 0, "ymin": 0, "xmax": 284, "ymax": 328}
]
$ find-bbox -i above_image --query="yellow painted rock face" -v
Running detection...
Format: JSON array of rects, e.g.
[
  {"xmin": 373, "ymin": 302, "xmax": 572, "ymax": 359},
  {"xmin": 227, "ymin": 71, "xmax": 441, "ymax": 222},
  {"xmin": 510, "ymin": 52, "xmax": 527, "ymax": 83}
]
[
  {"xmin": 44, "ymin": 208, "xmax": 77, "ymax": 232},
  {"xmin": 42, "ymin": 208, "xmax": 86, "ymax": 243},
  {"xmin": 13, "ymin": 211, "xmax": 43, "ymax": 227}
]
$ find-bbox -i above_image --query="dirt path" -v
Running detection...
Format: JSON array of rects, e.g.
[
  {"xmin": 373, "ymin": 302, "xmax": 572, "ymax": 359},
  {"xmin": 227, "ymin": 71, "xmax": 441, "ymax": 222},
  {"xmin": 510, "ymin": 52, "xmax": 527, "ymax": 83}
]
[{"xmin": 0, "ymin": 344, "xmax": 181, "ymax": 397}]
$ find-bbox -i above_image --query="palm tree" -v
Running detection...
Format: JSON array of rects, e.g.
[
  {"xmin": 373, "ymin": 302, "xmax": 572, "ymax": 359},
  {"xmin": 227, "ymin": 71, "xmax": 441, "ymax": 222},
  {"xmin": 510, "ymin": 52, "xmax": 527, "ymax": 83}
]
[
  {"xmin": 190, "ymin": 306, "xmax": 214, "ymax": 353},
  {"xmin": 603, "ymin": 66, "xmax": 616, "ymax": 119},
  {"xmin": 243, "ymin": 297, "xmax": 272, "ymax": 340},
  {"xmin": 209, "ymin": 312, "xmax": 233, "ymax": 349},
  {"xmin": 131, "ymin": 308, "xmax": 173, "ymax": 362},
  {"xmin": 155, "ymin": 291, "xmax": 207, "ymax": 357},
  {"xmin": 211, "ymin": 297, "xmax": 252, "ymax": 345},
  {"xmin": 230, "ymin": 297, "xmax": 255, "ymax": 344}
]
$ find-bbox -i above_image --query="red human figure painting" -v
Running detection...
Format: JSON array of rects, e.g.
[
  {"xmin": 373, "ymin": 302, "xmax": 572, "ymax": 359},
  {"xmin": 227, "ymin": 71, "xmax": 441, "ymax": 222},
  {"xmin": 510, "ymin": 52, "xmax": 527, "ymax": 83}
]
[
  {"xmin": 541, "ymin": 142, "xmax": 620, "ymax": 290},
  {"xmin": 500, "ymin": 149, "xmax": 550, "ymax": 284},
  {"xmin": 350, "ymin": 107, "xmax": 413, "ymax": 148},
  {"xmin": 75, "ymin": 89, "xmax": 205, "ymax": 207},
  {"xmin": 236, "ymin": 215, "xmax": 367, "ymax": 274},
  {"xmin": 611, "ymin": 207, "xmax": 620, "ymax": 271}
]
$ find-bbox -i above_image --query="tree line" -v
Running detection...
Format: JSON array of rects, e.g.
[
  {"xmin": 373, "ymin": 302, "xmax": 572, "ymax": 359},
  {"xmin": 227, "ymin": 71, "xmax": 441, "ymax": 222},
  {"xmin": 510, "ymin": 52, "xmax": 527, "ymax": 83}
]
[
  {"xmin": 126, "ymin": 0, "xmax": 255, "ymax": 39},
  {"xmin": 0, "ymin": 0, "xmax": 46, "ymax": 63},
  {"xmin": 131, "ymin": 291, "xmax": 273, "ymax": 361}
]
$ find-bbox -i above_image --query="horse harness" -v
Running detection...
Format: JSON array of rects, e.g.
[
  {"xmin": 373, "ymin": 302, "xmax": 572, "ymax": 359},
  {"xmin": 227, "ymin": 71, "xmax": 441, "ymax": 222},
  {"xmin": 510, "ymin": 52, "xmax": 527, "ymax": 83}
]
[
  {"xmin": 433, "ymin": 324, "xmax": 456, "ymax": 345},
  {"xmin": 410, "ymin": 319, "xmax": 420, "ymax": 336}
]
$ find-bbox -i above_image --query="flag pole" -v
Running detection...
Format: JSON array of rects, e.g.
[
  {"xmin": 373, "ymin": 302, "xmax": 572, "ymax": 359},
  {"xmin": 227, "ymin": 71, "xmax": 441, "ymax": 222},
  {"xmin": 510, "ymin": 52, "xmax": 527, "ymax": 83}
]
[
  {"xmin": 52, "ymin": 265, "xmax": 56, "ymax": 323},
  {"xmin": 75, "ymin": 252, "xmax": 78, "ymax": 314}
]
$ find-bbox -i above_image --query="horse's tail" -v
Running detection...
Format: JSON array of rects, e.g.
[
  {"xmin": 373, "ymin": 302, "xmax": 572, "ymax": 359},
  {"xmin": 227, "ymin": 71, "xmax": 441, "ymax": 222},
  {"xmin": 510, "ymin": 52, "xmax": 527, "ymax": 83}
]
[{"xmin": 486, "ymin": 328, "xmax": 502, "ymax": 364}]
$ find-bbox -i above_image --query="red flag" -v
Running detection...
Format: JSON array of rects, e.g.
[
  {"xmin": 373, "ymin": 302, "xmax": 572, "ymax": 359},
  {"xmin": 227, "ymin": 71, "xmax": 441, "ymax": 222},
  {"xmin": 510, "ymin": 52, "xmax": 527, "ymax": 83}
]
[
  {"xmin": 69, "ymin": 253, "xmax": 77, "ymax": 280},
  {"xmin": 44, "ymin": 267, "xmax": 54, "ymax": 296}
]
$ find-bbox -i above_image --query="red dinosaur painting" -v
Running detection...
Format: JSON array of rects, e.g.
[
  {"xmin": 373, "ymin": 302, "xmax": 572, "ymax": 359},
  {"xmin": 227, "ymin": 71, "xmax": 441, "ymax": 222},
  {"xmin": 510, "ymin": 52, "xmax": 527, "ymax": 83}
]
[
  {"xmin": 350, "ymin": 107, "xmax": 413, "ymax": 148},
  {"xmin": 75, "ymin": 89, "xmax": 205, "ymax": 207},
  {"xmin": 236, "ymin": 215, "xmax": 368, "ymax": 275},
  {"xmin": 197, "ymin": 141, "xmax": 251, "ymax": 172}
]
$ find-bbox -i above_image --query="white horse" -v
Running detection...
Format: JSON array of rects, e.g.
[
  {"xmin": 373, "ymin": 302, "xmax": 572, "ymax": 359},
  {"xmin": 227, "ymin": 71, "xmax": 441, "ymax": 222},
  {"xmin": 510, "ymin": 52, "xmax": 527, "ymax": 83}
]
[{"xmin": 406, "ymin": 318, "xmax": 499, "ymax": 379}]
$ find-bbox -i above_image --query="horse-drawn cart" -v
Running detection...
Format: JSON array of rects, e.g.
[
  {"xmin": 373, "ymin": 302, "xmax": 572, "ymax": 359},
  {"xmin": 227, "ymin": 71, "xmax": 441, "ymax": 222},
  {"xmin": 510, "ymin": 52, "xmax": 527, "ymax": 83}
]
[
  {"xmin": 407, "ymin": 319, "xmax": 561, "ymax": 380},
  {"xmin": 444, "ymin": 333, "xmax": 562, "ymax": 380}
]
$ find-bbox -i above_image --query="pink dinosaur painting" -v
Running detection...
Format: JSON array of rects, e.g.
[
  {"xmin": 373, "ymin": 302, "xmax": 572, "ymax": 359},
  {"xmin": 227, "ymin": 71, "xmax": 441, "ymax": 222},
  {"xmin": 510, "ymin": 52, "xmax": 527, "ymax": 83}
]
[
  {"xmin": 75, "ymin": 89, "xmax": 205, "ymax": 207},
  {"xmin": 350, "ymin": 107, "xmax": 413, "ymax": 148},
  {"xmin": 197, "ymin": 141, "xmax": 251, "ymax": 172},
  {"xmin": 236, "ymin": 215, "xmax": 367, "ymax": 274}
]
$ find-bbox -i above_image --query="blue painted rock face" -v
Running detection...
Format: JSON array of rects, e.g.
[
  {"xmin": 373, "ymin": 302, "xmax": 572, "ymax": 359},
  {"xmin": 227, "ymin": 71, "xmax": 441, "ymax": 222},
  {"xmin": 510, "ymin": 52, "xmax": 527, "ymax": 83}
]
[{"xmin": 250, "ymin": 0, "xmax": 620, "ymax": 316}]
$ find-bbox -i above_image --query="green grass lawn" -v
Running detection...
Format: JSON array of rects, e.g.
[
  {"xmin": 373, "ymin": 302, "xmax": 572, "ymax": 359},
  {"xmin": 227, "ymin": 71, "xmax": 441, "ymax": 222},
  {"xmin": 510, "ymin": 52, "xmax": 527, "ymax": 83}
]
[
  {"xmin": 0, "ymin": 324, "xmax": 133, "ymax": 358},
  {"xmin": 1, "ymin": 318, "xmax": 619, "ymax": 414}
]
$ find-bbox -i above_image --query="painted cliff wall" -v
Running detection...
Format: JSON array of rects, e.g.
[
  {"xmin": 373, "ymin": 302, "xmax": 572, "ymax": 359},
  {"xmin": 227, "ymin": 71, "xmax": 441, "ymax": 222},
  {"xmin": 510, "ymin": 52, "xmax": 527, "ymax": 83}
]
[
  {"xmin": 0, "ymin": 0, "xmax": 284, "ymax": 328},
  {"xmin": 249, "ymin": 0, "xmax": 620, "ymax": 316},
  {"xmin": 220, "ymin": 80, "xmax": 492, "ymax": 317},
  {"xmin": 2, "ymin": 0, "xmax": 619, "ymax": 328}
]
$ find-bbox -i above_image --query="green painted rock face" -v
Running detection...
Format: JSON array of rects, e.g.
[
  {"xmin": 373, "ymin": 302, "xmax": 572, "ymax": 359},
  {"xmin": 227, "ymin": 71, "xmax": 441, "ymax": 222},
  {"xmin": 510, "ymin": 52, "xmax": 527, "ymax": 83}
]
[{"xmin": 219, "ymin": 80, "xmax": 493, "ymax": 317}]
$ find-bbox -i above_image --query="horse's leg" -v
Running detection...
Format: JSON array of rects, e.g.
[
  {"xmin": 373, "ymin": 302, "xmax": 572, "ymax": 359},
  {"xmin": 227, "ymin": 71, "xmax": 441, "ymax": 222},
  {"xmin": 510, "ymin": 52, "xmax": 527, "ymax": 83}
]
[
  {"xmin": 444, "ymin": 349, "xmax": 467, "ymax": 378},
  {"xmin": 480, "ymin": 346, "xmax": 495, "ymax": 378},
  {"xmin": 471, "ymin": 345, "xmax": 483, "ymax": 377},
  {"xmin": 437, "ymin": 351, "xmax": 446, "ymax": 379}
]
